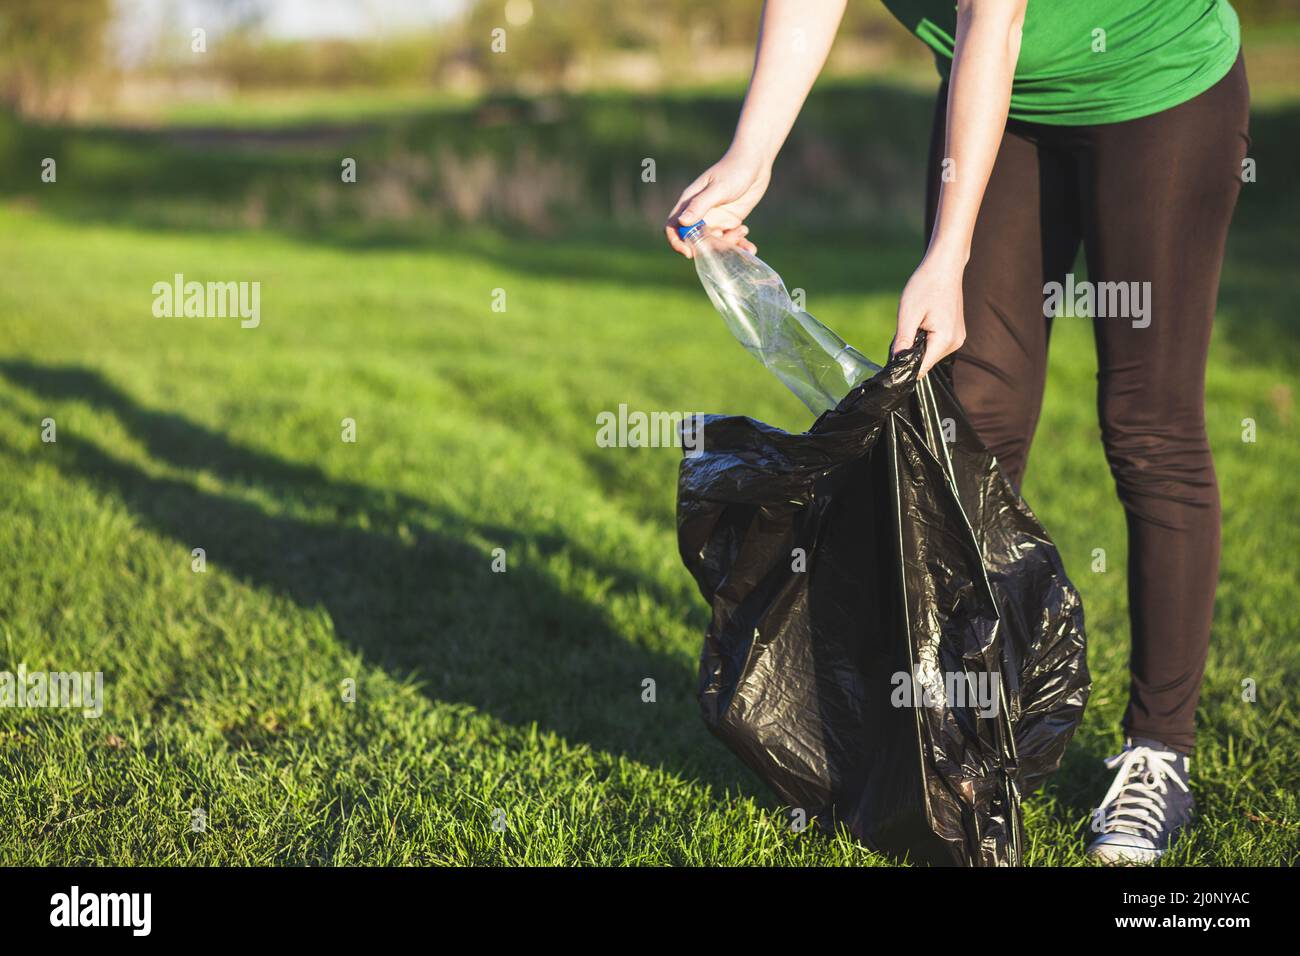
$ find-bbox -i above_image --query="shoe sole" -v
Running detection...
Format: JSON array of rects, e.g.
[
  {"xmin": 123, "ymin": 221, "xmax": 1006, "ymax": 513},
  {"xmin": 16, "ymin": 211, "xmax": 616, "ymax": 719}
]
[{"xmin": 1087, "ymin": 843, "xmax": 1162, "ymax": 865}]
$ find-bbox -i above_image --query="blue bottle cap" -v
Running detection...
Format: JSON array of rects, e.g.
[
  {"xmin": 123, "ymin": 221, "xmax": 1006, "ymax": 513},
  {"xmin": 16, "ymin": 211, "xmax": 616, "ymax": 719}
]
[{"xmin": 676, "ymin": 220, "xmax": 706, "ymax": 242}]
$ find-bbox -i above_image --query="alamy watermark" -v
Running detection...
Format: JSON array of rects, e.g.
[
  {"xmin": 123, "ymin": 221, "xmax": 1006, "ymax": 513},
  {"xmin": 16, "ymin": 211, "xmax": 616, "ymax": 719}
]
[
  {"xmin": 0, "ymin": 664, "xmax": 104, "ymax": 718},
  {"xmin": 1043, "ymin": 273, "xmax": 1151, "ymax": 328},
  {"xmin": 50, "ymin": 886, "xmax": 150, "ymax": 936},
  {"xmin": 152, "ymin": 273, "xmax": 260, "ymax": 329},
  {"xmin": 595, "ymin": 404, "xmax": 704, "ymax": 457},
  {"xmin": 890, "ymin": 664, "xmax": 1000, "ymax": 718}
]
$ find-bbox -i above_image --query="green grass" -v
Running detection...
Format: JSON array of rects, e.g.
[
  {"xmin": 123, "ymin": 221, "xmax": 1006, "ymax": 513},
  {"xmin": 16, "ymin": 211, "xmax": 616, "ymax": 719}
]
[{"xmin": 0, "ymin": 83, "xmax": 1298, "ymax": 865}]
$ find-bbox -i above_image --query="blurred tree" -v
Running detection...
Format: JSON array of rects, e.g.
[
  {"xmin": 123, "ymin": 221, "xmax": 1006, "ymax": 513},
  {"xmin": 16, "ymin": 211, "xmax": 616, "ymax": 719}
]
[
  {"xmin": 0, "ymin": 0, "xmax": 113, "ymax": 117},
  {"xmin": 1235, "ymin": 0, "xmax": 1300, "ymax": 23},
  {"xmin": 452, "ymin": 0, "xmax": 915, "ymax": 92}
]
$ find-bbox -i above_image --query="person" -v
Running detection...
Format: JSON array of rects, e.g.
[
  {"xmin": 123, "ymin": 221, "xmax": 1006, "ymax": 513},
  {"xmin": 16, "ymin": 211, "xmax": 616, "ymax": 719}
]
[{"xmin": 666, "ymin": 0, "xmax": 1248, "ymax": 864}]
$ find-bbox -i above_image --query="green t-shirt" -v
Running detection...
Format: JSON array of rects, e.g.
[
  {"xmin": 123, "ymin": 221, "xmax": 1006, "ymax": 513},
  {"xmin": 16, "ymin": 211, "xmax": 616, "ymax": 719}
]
[{"xmin": 880, "ymin": 0, "xmax": 1241, "ymax": 125}]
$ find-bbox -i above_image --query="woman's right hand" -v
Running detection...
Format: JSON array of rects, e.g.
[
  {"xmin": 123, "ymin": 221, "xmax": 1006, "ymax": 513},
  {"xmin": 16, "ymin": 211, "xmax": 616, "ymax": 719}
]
[{"xmin": 664, "ymin": 151, "xmax": 771, "ymax": 258}]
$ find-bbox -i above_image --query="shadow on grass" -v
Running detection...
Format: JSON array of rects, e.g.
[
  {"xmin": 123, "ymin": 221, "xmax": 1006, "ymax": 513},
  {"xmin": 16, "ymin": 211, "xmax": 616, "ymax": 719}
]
[
  {"xmin": 1, "ymin": 359, "xmax": 1168, "ymax": 866},
  {"xmin": 0, "ymin": 359, "xmax": 753, "ymax": 798}
]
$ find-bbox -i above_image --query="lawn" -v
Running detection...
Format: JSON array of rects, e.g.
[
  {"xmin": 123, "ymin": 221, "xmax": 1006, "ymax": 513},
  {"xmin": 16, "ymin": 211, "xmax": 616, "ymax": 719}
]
[{"xmin": 0, "ymin": 77, "xmax": 1296, "ymax": 865}]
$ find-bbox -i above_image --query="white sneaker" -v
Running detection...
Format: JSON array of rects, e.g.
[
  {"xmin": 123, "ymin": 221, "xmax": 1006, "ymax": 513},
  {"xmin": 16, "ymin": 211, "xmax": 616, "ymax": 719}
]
[{"xmin": 1086, "ymin": 738, "xmax": 1194, "ymax": 865}]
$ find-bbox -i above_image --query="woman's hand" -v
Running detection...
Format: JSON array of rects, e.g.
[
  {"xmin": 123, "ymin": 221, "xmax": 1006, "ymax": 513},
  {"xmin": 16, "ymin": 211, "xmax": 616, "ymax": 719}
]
[
  {"xmin": 664, "ymin": 151, "xmax": 770, "ymax": 258},
  {"xmin": 892, "ymin": 249, "xmax": 968, "ymax": 376}
]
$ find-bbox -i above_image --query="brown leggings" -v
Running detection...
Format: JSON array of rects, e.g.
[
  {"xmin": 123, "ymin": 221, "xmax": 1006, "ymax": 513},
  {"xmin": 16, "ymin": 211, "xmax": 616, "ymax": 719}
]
[{"xmin": 924, "ymin": 54, "xmax": 1251, "ymax": 753}]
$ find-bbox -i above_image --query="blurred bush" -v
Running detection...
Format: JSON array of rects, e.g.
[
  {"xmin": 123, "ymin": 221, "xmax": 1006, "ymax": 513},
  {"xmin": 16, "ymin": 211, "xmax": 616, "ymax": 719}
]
[
  {"xmin": 0, "ymin": 0, "xmax": 113, "ymax": 118},
  {"xmin": 0, "ymin": 77, "xmax": 937, "ymax": 237}
]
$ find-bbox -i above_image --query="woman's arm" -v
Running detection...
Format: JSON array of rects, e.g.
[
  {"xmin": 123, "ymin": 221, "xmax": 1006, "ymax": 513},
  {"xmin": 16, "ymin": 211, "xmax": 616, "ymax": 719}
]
[
  {"xmin": 665, "ymin": 0, "xmax": 847, "ymax": 257},
  {"xmin": 894, "ymin": 0, "xmax": 1027, "ymax": 374}
]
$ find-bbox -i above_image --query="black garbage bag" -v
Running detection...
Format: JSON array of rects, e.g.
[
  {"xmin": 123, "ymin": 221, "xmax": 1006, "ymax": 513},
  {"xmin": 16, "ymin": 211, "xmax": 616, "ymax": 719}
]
[{"xmin": 676, "ymin": 334, "xmax": 1090, "ymax": 866}]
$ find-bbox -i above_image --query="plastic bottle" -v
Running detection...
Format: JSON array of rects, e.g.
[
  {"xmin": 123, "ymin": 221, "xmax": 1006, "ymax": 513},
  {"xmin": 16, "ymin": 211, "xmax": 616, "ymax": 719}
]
[{"xmin": 678, "ymin": 221, "xmax": 880, "ymax": 415}]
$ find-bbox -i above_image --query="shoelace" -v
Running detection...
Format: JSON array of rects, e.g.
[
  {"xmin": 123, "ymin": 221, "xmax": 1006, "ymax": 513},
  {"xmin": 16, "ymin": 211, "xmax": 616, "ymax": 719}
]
[{"xmin": 1095, "ymin": 745, "xmax": 1190, "ymax": 841}]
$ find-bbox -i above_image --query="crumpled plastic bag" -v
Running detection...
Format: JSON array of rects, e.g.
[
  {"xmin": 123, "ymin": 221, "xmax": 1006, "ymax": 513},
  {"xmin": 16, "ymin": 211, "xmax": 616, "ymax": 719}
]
[{"xmin": 676, "ymin": 334, "xmax": 1090, "ymax": 866}]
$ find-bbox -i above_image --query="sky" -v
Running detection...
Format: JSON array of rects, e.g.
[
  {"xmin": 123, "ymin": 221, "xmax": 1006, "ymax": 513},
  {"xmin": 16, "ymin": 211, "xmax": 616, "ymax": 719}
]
[{"xmin": 255, "ymin": 0, "xmax": 467, "ymax": 39}]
